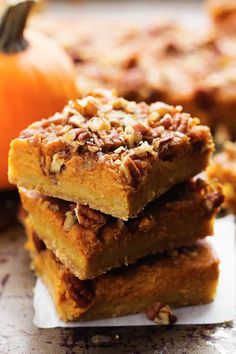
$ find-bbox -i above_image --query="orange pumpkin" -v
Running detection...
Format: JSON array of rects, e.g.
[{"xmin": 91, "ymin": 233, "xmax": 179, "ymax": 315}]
[{"xmin": 0, "ymin": 0, "xmax": 78, "ymax": 189}]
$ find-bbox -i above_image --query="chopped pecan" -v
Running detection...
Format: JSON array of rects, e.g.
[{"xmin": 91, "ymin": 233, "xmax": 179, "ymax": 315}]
[
  {"xmin": 88, "ymin": 117, "xmax": 111, "ymax": 132},
  {"xmin": 77, "ymin": 129, "xmax": 91, "ymax": 144},
  {"xmin": 101, "ymin": 132, "xmax": 124, "ymax": 151},
  {"xmin": 63, "ymin": 211, "xmax": 77, "ymax": 232},
  {"xmin": 150, "ymin": 102, "xmax": 177, "ymax": 117},
  {"xmin": 112, "ymin": 97, "xmax": 128, "ymax": 110},
  {"xmin": 62, "ymin": 272, "xmax": 95, "ymax": 308},
  {"xmin": 174, "ymin": 113, "xmax": 190, "ymax": 134},
  {"xmin": 120, "ymin": 155, "xmax": 141, "ymax": 186},
  {"xmin": 63, "ymin": 130, "xmax": 77, "ymax": 142},
  {"xmin": 74, "ymin": 96, "xmax": 98, "ymax": 118},
  {"xmin": 205, "ymin": 192, "xmax": 224, "ymax": 211},
  {"xmin": 133, "ymin": 122, "xmax": 150, "ymax": 134},
  {"xmin": 74, "ymin": 204, "xmax": 107, "ymax": 233},
  {"xmin": 132, "ymin": 141, "xmax": 154, "ymax": 157},
  {"xmin": 87, "ymin": 143, "xmax": 101, "ymax": 153},
  {"xmin": 69, "ymin": 114, "xmax": 85, "ymax": 128},
  {"xmin": 50, "ymin": 153, "xmax": 66, "ymax": 174},
  {"xmin": 124, "ymin": 125, "xmax": 142, "ymax": 147},
  {"xmin": 158, "ymin": 113, "xmax": 173, "ymax": 129},
  {"xmin": 157, "ymin": 135, "xmax": 174, "ymax": 161},
  {"xmin": 146, "ymin": 302, "xmax": 177, "ymax": 325},
  {"xmin": 138, "ymin": 215, "xmax": 156, "ymax": 232}
]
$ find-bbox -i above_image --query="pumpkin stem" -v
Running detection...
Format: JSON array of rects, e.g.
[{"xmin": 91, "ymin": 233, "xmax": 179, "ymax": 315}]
[{"xmin": 0, "ymin": 0, "xmax": 34, "ymax": 54}]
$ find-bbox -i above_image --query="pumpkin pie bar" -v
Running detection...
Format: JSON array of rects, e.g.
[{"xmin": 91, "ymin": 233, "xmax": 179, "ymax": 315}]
[
  {"xmin": 9, "ymin": 89, "xmax": 214, "ymax": 220},
  {"xmin": 25, "ymin": 218, "xmax": 219, "ymax": 322},
  {"xmin": 19, "ymin": 179, "xmax": 223, "ymax": 280},
  {"xmin": 208, "ymin": 142, "xmax": 236, "ymax": 214}
]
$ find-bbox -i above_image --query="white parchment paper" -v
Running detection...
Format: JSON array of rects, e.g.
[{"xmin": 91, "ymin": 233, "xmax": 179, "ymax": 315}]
[{"xmin": 33, "ymin": 216, "xmax": 235, "ymax": 328}]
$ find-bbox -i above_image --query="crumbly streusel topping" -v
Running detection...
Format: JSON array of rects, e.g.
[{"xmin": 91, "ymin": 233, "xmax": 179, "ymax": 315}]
[{"xmin": 19, "ymin": 89, "xmax": 212, "ymax": 185}]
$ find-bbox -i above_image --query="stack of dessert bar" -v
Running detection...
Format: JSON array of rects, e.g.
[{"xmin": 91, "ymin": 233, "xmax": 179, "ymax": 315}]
[{"xmin": 8, "ymin": 89, "xmax": 223, "ymax": 323}]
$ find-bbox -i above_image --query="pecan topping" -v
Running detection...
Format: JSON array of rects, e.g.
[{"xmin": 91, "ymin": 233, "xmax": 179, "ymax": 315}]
[
  {"xmin": 20, "ymin": 89, "xmax": 212, "ymax": 177},
  {"xmin": 50, "ymin": 153, "xmax": 66, "ymax": 174},
  {"xmin": 62, "ymin": 272, "xmax": 95, "ymax": 308},
  {"xmin": 138, "ymin": 215, "xmax": 156, "ymax": 232},
  {"xmin": 120, "ymin": 155, "xmax": 141, "ymax": 186},
  {"xmin": 157, "ymin": 135, "xmax": 174, "ymax": 161},
  {"xmin": 146, "ymin": 302, "xmax": 177, "ymax": 325},
  {"xmin": 74, "ymin": 204, "xmax": 107, "ymax": 233},
  {"xmin": 205, "ymin": 192, "xmax": 224, "ymax": 211},
  {"xmin": 63, "ymin": 211, "xmax": 77, "ymax": 232}
]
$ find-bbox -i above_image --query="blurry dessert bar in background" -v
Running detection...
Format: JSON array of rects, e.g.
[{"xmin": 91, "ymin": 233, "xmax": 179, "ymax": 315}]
[
  {"xmin": 9, "ymin": 89, "xmax": 223, "ymax": 321},
  {"xmin": 33, "ymin": 18, "xmax": 236, "ymax": 138},
  {"xmin": 208, "ymin": 142, "xmax": 236, "ymax": 214},
  {"xmin": 207, "ymin": 0, "xmax": 236, "ymax": 34}
]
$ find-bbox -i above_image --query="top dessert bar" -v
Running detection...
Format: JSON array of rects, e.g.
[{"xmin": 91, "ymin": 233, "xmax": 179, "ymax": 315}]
[{"xmin": 9, "ymin": 89, "xmax": 213, "ymax": 219}]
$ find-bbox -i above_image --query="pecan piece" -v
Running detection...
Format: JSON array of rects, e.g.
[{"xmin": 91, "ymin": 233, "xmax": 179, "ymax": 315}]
[
  {"xmin": 63, "ymin": 211, "xmax": 77, "ymax": 232},
  {"xmin": 74, "ymin": 204, "xmax": 107, "ymax": 233},
  {"xmin": 157, "ymin": 135, "xmax": 174, "ymax": 161},
  {"xmin": 205, "ymin": 192, "xmax": 224, "ymax": 211},
  {"xmin": 62, "ymin": 272, "xmax": 95, "ymax": 308},
  {"xmin": 146, "ymin": 302, "xmax": 177, "ymax": 325},
  {"xmin": 158, "ymin": 113, "xmax": 173, "ymax": 129},
  {"xmin": 120, "ymin": 155, "xmax": 141, "ymax": 186},
  {"xmin": 50, "ymin": 153, "xmax": 66, "ymax": 174},
  {"xmin": 138, "ymin": 215, "xmax": 156, "ymax": 232}
]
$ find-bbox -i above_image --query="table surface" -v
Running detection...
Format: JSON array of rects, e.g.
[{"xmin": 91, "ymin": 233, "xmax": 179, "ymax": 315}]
[{"xmin": 1, "ymin": 1, "xmax": 236, "ymax": 353}]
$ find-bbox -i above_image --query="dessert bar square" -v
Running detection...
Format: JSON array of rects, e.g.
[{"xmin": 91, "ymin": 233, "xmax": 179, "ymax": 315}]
[
  {"xmin": 25, "ymin": 219, "xmax": 219, "ymax": 322},
  {"xmin": 9, "ymin": 89, "xmax": 214, "ymax": 219},
  {"xmin": 208, "ymin": 142, "xmax": 236, "ymax": 214},
  {"xmin": 20, "ymin": 179, "xmax": 223, "ymax": 279}
]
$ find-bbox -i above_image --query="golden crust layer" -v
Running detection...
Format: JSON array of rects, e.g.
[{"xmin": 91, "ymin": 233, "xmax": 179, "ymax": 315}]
[
  {"xmin": 20, "ymin": 179, "xmax": 223, "ymax": 280},
  {"xmin": 9, "ymin": 89, "xmax": 214, "ymax": 219},
  {"xmin": 25, "ymin": 219, "xmax": 219, "ymax": 322}
]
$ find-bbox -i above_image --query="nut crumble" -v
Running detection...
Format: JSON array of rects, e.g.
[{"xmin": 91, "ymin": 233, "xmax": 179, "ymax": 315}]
[{"xmin": 19, "ymin": 89, "xmax": 213, "ymax": 186}]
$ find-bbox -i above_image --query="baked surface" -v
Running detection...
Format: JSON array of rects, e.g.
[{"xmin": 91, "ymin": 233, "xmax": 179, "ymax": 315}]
[
  {"xmin": 25, "ymin": 219, "xmax": 219, "ymax": 322},
  {"xmin": 19, "ymin": 179, "xmax": 223, "ymax": 280},
  {"xmin": 9, "ymin": 89, "xmax": 213, "ymax": 220},
  {"xmin": 208, "ymin": 142, "xmax": 236, "ymax": 214}
]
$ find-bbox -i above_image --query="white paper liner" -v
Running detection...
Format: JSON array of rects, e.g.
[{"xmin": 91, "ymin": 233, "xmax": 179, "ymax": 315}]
[{"xmin": 33, "ymin": 215, "xmax": 235, "ymax": 328}]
